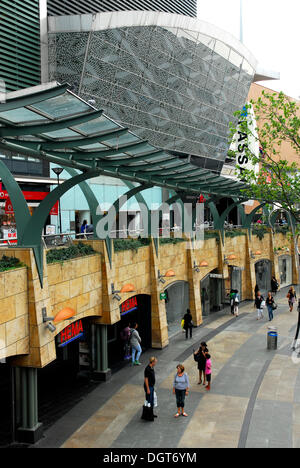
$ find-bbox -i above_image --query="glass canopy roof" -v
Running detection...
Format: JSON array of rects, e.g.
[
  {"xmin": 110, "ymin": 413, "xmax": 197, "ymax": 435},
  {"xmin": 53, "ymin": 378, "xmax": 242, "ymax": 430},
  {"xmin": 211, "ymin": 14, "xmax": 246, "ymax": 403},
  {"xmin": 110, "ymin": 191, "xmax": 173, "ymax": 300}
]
[{"xmin": 0, "ymin": 82, "xmax": 246, "ymax": 197}]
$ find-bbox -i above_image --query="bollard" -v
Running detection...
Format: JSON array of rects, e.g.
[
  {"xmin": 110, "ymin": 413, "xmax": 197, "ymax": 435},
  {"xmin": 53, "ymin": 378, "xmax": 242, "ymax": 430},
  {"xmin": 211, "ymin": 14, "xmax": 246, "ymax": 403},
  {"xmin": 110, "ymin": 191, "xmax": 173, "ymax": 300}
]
[{"xmin": 267, "ymin": 326, "xmax": 278, "ymax": 350}]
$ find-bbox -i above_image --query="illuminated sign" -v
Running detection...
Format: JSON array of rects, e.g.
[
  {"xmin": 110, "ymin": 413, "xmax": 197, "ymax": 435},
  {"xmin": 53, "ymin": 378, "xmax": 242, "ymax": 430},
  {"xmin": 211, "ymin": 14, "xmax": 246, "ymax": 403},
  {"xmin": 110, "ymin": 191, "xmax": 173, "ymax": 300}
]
[
  {"xmin": 121, "ymin": 296, "xmax": 138, "ymax": 316},
  {"xmin": 58, "ymin": 320, "xmax": 83, "ymax": 347}
]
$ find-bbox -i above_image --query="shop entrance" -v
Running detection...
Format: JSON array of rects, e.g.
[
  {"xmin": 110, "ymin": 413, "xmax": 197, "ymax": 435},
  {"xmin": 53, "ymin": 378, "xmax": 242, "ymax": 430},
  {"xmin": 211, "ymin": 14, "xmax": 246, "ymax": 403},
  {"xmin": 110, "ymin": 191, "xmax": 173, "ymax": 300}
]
[
  {"xmin": 255, "ymin": 259, "xmax": 272, "ymax": 296},
  {"xmin": 164, "ymin": 281, "xmax": 189, "ymax": 335},
  {"xmin": 36, "ymin": 318, "xmax": 97, "ymax": 432},
  {"xmin": 279, "ymin": 255, "xmax": 292, "ymax": 288},
  {"xmin": 201, "ymin": 270, "xmax": 224, "ymax": 316},
  {"xmin": 107, "ymin": 294, "xmax": 151, "ymax": 369},
  {"xmin": 230, "ymin": 266, "xmax": 242, "ymax": 300}
]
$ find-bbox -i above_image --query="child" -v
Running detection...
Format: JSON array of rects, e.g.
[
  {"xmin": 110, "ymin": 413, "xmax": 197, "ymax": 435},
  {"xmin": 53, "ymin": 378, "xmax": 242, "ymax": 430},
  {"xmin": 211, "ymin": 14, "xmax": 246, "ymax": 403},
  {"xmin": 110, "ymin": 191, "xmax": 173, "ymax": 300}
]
[{"xmin": 205, "ymin": 353, "xmax": 212, "ymax": 391}]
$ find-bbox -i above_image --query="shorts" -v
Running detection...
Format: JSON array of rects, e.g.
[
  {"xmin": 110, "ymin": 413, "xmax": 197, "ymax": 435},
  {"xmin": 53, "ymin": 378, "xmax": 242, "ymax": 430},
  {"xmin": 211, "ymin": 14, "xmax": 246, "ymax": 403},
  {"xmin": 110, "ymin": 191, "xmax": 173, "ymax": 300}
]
[{"xmin": 206, "ymin": 374, "xmax": 211, "ymax": 382}]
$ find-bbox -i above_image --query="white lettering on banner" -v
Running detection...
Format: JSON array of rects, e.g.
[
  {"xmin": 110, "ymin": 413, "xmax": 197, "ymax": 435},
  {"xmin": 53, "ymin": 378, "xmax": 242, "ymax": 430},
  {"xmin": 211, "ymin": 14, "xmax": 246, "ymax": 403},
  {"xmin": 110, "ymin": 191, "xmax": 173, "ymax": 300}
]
[
  {"xmin": 209, "ymin": 274, "xmax": 223, "ymax": 279},
  {"xmin": 230, "ymin": 102, "xmax": 259, "ymax": 174}
]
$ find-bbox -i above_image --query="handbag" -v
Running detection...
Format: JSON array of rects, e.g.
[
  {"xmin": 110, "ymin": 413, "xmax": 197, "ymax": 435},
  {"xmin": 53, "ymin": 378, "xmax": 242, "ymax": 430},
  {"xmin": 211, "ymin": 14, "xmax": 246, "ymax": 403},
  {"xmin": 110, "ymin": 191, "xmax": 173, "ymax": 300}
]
[
  {"xmin": 272, "ymin": 302, "xmax": 277, "ymax": 310},
  {"xmin": 141, "ymin": 402, "xmax": 154, "ymax": 421},
  {"xmin": 153, "ymin": 391, "xmax": 158, "ymax": 407},
  {"xmin": 261, "ymin": 300, "xmax": 266, "ymax": 308}
]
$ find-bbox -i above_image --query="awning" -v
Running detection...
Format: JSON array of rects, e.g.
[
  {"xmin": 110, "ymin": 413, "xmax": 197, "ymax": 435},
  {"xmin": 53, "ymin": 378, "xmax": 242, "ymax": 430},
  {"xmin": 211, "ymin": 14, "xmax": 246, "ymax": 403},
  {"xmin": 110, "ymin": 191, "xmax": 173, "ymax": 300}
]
[{"xmin": 0, "ymin": 82, "xmax": 246, "ymax": 198}]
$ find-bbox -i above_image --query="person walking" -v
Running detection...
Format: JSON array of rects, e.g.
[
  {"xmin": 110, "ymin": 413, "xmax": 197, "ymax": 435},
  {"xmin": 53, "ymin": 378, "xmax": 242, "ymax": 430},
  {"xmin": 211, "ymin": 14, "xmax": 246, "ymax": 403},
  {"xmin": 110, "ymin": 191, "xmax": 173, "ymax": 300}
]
[
  {"xmin": 173, "ymin": 364, "xmax": 189, "ymax": 417},
  {"xmin": 229, "ymin": 289, "xmax": 235, "ymax": 315},
  {"xmin": 194, "ymin": 342, "xmax": 208, "ymax": 386},
  {"xmin": 254, "ymin": 284, "xmax": 259, "ymax": 297},
  {"xmin": 142, "ymin": 357, "xmax": 158, "ymax": 421},
  {"xmin": 271, "ymin": 276, "xmax": 279, "ymax": 295},
  {"xmin": 232, "ymin": 289, "xmax": 240, "ymax": 317},
  {"xmin": 287, "ymin": 286, "xmax": 297, "ymax": 312},
  {"xmin": 120, "ymin": 323, "xmax": 131, "ymax": 360},
  {"xmin": 130, "ymin": 322, "xmax": 142, "ymax": 366},
  {"xmin": 205, "ymin": 354, "xmax": 212, "ymax": 391},
  {"xmin": 266, "ymin": 291, "xmax": 275, "ymax": 322},
  {"xmin": 183, "ymin": 309, "xmax": 193, "ymax": 339},
  {"xmin": 254, "ymin": 291, "xmax": 265, "ymax": 320}
]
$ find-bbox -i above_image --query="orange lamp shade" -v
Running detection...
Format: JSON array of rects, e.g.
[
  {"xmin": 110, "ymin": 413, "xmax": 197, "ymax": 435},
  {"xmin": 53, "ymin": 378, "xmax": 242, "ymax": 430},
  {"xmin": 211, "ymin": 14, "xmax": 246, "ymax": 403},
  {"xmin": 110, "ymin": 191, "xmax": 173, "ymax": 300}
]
[
  {"xmin": 227, "ymin": 254, "xmax": 237, "ymax": 260},
  {"xmin": 255, "ymin": 250, "xmax": 262, "ymax": 255},
  {"xmin": 54, "ymin": 307, "xmax": 76, "ymax": 323},
  {"xmin": 165, "ymin": 269, "xmax": 175, "ymax": 277},
  {"xmin": 200, "ymin": 261, "xmax": 208, "ymax": 267},
  {"xmin": 120, "ymin": 283, "xmax": 135, "ymax": 293}
]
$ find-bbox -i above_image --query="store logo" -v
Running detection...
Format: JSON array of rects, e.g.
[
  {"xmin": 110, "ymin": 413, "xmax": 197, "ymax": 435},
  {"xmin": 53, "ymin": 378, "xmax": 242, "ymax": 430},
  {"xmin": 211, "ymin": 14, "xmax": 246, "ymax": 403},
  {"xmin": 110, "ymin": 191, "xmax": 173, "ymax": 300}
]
[
  {"xmin": 121, "ymin": 296, "xmax": 138, "ymax": 315},
  {"xmin": 58, "ymin": 319, "xmax": 83, "ymax": 347}
]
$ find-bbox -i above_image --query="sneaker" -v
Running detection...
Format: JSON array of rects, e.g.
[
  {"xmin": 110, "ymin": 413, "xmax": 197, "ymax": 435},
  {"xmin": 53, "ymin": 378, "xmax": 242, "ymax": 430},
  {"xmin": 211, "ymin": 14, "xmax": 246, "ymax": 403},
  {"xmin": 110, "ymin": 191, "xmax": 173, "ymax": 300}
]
[{"xmin": 135, "ymin": 361, "xmax": 141, "ymax": 366}]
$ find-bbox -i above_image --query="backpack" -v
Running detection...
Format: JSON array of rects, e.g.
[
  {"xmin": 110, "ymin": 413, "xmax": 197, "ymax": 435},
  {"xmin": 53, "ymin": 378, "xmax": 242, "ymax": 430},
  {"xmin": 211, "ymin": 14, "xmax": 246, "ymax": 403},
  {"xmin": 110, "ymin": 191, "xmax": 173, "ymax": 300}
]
[{"xmin": 193, "ymin": 351, "xmax": 201, "ymax": 362}]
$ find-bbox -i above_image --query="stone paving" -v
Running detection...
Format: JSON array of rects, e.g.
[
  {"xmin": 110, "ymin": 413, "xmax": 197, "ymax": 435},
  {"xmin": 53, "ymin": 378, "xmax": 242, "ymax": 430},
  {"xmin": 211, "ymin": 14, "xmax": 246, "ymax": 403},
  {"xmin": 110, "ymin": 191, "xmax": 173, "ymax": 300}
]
[{"xmin": 33, "ymin": 287, "xmax": 300, "ymax": 449}]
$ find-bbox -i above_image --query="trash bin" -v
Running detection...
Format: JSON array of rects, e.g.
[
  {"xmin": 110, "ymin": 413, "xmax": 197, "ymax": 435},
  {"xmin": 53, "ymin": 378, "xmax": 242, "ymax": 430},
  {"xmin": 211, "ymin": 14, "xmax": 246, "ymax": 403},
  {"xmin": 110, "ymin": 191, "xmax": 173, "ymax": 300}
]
[{"xmin": 267, "ymin": 326, "xmax": 278, "ymax": 350}]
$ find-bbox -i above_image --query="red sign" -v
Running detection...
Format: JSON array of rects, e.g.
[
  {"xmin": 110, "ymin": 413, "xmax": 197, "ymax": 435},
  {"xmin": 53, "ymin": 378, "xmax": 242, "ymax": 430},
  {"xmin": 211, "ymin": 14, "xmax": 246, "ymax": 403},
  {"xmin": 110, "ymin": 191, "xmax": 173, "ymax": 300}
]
[
  {"xmin": 5, "ymin": 197, "xmax": 14, "ymax": 214},
  {"xmin": 50, "ymin": 201, "xmax": 59, "ymax": 216},
  {"xmin": 121, "ymin": 296, "xmax": 138, "ymax": 315},
  {"xmin": 0, "ymin": 183, "xmax": 49, "ymax": 201},
  {"xmin": 59, "ymin": 320, "xmax": 83, "ymax": 347}
]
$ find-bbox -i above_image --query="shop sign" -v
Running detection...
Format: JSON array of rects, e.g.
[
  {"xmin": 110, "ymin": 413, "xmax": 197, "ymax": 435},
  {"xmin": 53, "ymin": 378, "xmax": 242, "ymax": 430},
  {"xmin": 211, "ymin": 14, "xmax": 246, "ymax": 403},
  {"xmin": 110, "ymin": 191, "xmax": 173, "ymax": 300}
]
[
  {"xmin": 5, "ymin": 197, "xmax": 14, "ymax": 214},
  {"xmin": 50, "ymin": 201, "xmax": 59, "ymax": 216},
  {"xmin": 58, "ymin": 319, "xmax": 83, "ymax": 347},
  {"xmin": 160, "ymin": 292, "xmax": 167, "ymax": 300},
  {"xmin": 209, "ymin": 273, "xmax": 223, "ymax": 279},
  {"xmin": 2, "ymin": 228, "xmax": 17, "ymax": 241},
  {"xmin": 0, "ymin": 183, "xmax": 49, "ymax": 201},
  {"xmin": 120, "ymin": 296, "xmax": 138, "ymax": 316}
]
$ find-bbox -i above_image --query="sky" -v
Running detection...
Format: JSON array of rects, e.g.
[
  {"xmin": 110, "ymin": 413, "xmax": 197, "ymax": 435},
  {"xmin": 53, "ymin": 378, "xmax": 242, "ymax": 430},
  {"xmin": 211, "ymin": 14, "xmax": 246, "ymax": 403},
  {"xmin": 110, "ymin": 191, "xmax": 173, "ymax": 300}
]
[{"xmin": 198, "ymin": 0, "xmax": 300, "ymax": 99}]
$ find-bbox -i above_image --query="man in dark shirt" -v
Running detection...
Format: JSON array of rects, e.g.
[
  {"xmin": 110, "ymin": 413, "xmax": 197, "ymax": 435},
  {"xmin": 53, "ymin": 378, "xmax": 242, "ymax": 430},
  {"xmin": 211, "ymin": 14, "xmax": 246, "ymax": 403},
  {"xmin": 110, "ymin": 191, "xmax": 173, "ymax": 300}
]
[{"xmin": 143, "ymin": 357, "xmax": 158, "ymax": 418}]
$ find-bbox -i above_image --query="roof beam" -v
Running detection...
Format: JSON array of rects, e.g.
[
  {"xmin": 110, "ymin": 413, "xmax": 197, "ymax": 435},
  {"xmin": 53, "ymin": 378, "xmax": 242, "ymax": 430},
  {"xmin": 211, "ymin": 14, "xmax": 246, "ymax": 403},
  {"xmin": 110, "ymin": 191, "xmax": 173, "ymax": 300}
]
[
  {"xmin": 0, "ymin": 83, "xmax": 69, "ymax": 112},
  {"xmin": 70, "ymin": 139, "xmax": 150, "ymax": 160},
  {"xmin": 0, "ymin": 109, "xmax": 104, "ymax": 137}
]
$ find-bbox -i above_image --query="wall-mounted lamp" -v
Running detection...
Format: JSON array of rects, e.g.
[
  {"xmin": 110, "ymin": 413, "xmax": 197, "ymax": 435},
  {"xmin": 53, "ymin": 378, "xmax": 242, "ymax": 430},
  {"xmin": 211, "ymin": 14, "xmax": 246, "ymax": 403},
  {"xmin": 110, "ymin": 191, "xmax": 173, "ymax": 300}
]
[
  {"xmin": 42, "ymin": 307, "xmax": 54, "ymax": 323},
  {"xmin": 111, "ymin": 283, "xmax": 135, "ymax": 300},
  {"xmin": 158, "ymin": 269, "xmax": 176, "ymax": 284},
  {"xmin": 120, "ymin": 283, "xmax": 135, "ymax": 293},
  {"xmin": 46, "ymin": 322, "xmax": 56, "ymax": 333},
  {"xmin": 224, "ymin": 254, "xmax": 236, "ymax": 265},
  {"xmin": 42, "ymin": 307, "xmax": 56, "ymax": 332},
  {"xmin": 53, "ymin": 307, "xmax": 76, "ymax": 324},
  {"xmin": 199, "ymin": 260, "xmax": 209, "ymax": 267},
  {"xmin": 193, "ymin": 261, "xmax": 200, "ymax": 273},
  {"xmin": 158, "ymin": 270, "xmax": 166, "ymax": 284},
  {"xmin": 254, "ymin": 250, "xmax": 262, "ymax": 256}
]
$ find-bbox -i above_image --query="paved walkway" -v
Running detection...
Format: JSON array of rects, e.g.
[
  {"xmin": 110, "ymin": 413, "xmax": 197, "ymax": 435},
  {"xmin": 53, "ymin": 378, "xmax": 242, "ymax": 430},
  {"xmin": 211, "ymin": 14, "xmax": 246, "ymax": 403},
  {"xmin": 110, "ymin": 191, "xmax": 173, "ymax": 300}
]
[{"xmin": 33, "ymin": 288, "xmax": 300, "ymax": 449}]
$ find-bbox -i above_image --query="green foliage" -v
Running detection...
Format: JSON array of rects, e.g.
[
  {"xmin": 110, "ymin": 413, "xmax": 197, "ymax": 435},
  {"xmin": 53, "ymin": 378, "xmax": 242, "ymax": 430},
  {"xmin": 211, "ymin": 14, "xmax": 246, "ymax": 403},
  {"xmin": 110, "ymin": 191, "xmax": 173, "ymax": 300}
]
[
  {"xmin": 0, "ymin": 255, "xmax": 24, "ymax": 272},
  {"xmin": 225, "ymin": 230, "xmax": 246, "ymax": 238},
  {"xmin": 251, "ymin": 225, "xmax": 269, "ymax": 240},
  {"xmin": 229, "ymin": 91, "xmax": 300, "ymax": 224},
  {"xmin": 204, "ymin": 230, "xmax": 219, "ymax": 241},
  {"xmin": 46, "ymin": 242, "xmax": 96, "ymax": 264},
  {"xmin": 159, "ymin": 237, "xmax": 186, "ymax": 245},
  {"xmin": 114, "ymin": 238, "xmax": 150, "ymax": 253},
  {"xmin": 274, "ymin": 225, "xmax": 290, "ymax": 234}
]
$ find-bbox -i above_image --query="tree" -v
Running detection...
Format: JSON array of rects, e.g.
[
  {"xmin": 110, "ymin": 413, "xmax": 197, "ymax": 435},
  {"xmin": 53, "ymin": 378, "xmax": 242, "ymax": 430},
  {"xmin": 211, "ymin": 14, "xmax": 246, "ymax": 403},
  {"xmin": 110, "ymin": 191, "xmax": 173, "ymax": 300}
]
[
  {"xmin": 229, "ymin": 90, "xmax": 300, "ymax": 223},
  {"xmin": 229, "ymin": 89, "xmax": 300, "ymax": 349}
]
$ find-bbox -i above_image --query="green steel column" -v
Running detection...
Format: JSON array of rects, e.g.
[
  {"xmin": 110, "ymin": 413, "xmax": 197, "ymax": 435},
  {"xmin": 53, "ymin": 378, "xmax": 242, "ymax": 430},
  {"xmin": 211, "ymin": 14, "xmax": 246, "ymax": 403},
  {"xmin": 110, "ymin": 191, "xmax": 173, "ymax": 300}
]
[
  {"xmin": 16, "ymin": 367, "xmax": 43, "ymax": 444},
  {"xmin": 21, "ymin": 368, "xmax": 28, "ymax": 429},
  {"xmin": 95, "ymin": 325, "xmax": 101, "ymax": 372},
  {"xmin": 100, "ymin": 325, "xmax": 108, "ymax": 372}
]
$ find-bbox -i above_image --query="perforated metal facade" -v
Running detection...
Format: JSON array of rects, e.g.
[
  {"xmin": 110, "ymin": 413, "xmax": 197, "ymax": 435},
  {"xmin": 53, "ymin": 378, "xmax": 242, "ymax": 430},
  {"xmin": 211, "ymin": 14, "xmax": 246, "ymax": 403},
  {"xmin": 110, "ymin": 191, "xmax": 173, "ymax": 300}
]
[
  {"xmin": 49, "ymin": 16, "xmax": 254, "ymax": 170},
  {"xmin": 47, "ymin": 0, "xmax": 197, "ymax": 18}
]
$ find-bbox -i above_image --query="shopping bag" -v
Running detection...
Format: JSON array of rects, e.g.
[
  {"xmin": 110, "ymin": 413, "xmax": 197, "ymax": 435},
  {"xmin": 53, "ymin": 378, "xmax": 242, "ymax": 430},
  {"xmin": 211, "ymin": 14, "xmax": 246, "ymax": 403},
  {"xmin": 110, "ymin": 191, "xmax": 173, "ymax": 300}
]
[
  {"xmin": 141, "ymin": 403, "xmax": 154, "ymax": 421},
  {"xmin": 153, "ymin": 391, "xmax": 158, "ymax": 407}
]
